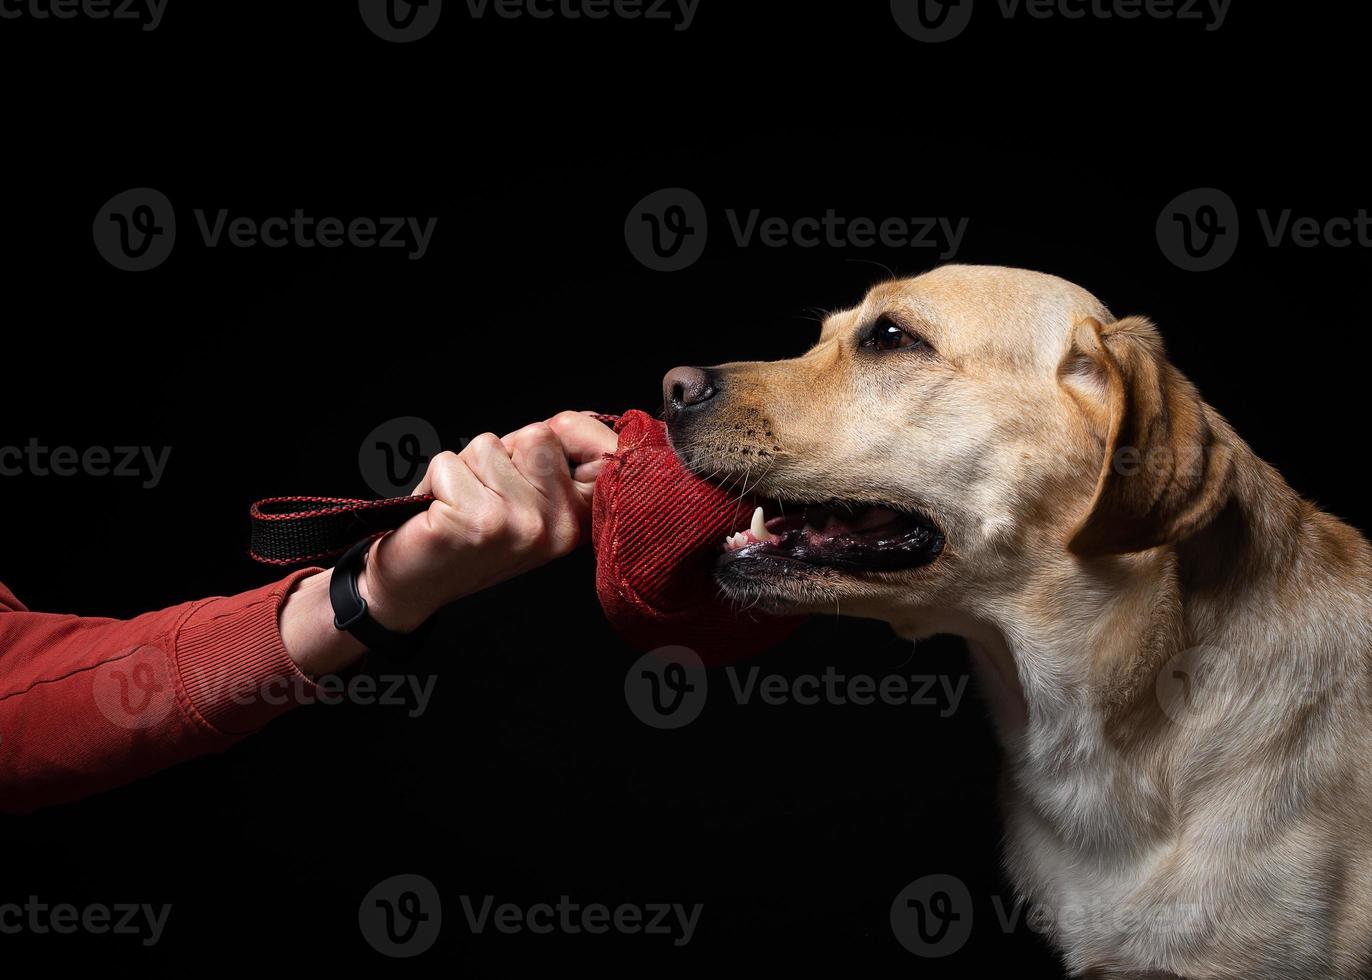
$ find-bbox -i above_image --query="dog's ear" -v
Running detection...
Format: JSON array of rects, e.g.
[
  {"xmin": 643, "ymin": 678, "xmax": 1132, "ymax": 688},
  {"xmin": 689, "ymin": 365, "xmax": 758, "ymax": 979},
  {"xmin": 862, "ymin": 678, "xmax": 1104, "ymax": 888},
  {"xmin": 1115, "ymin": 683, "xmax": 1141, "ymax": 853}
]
[{"xmin": 1061, "ymin": 316, "xmax": 1234, "ymax": 557}]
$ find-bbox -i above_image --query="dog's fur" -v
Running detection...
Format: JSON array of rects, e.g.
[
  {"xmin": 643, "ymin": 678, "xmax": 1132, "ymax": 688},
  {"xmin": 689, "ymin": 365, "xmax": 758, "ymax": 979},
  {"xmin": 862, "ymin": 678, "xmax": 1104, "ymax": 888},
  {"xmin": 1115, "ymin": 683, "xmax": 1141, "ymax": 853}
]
[{"xmin": 669, "ymin": 265, "xmax": 1372, "ymax": 978}]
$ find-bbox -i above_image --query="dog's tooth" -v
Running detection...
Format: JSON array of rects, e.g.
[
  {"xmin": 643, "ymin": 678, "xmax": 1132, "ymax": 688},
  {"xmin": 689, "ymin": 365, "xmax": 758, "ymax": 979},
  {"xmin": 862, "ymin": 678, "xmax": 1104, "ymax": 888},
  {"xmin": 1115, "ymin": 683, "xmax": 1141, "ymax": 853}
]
[{"xmin": 750, "ymin": 505, "xmax": 776, "ymax": 543}]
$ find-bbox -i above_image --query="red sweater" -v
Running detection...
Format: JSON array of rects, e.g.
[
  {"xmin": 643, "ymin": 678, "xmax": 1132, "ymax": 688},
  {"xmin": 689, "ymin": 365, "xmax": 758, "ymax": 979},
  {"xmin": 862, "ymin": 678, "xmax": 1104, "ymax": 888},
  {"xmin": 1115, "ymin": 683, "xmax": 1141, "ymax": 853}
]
[{"xmin": 0, "ymin": 569, "xmax": 319, "ymax": 814}]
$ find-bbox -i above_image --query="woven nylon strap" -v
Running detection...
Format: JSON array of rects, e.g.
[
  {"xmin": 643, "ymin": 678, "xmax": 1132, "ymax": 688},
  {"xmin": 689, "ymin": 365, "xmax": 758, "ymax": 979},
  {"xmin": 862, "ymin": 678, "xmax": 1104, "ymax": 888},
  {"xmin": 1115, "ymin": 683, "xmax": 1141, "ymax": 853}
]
[
  {"xmin": 248, "ymin": 495, "xmax": 436, "ymax": 566},
  {"xmin": 247, "ymin": 414, "xmax": 624, "ymax": 566}
]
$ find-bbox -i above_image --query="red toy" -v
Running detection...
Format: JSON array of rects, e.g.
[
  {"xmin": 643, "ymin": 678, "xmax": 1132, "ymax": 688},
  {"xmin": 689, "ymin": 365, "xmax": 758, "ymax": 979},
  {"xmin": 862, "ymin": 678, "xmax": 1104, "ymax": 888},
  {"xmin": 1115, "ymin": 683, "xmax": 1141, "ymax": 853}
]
[{"xmin": 591, "ymin": 410, "xmax": 805, "ymax": 665}]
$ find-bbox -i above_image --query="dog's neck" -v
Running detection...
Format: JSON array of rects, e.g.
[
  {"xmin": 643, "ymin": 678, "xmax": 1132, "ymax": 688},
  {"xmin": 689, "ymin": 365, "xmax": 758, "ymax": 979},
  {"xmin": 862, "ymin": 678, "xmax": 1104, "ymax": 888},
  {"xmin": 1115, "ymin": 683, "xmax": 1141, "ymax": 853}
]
[
  {"xmin": 916, "ymin": 435, "xmax": 1372, "ymax": 860},
  {"xmin": 962, "ymin": 442, "xmax": 1315, "ymax": 741}
]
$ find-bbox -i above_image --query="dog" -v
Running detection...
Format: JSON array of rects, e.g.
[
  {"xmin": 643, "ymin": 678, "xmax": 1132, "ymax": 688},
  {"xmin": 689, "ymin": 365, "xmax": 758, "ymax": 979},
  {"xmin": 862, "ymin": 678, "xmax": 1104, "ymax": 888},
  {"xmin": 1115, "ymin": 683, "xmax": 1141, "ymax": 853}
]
[{"xmin": 662, "ymin": 265, "xmax": 1372, "ymax": 978}]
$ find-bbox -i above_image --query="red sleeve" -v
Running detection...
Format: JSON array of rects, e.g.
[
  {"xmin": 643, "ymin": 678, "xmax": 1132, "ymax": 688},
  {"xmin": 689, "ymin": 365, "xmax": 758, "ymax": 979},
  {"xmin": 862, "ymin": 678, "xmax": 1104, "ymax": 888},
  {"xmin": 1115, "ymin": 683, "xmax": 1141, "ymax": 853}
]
[{"xmin": 0, "ymin": 569, "xmax": 321, "ymax": 814}]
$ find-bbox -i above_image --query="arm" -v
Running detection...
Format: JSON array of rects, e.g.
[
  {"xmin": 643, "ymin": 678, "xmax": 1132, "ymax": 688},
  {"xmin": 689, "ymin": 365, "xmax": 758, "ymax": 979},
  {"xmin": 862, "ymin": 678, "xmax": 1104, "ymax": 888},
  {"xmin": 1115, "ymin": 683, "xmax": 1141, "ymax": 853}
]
[
  {"xmin": 0, "ymin": 569, "xmax": 320, "ymax": 814},
  {"xmin": 0, "ymin": 412, "xmax": 616, "ymax": 814}
]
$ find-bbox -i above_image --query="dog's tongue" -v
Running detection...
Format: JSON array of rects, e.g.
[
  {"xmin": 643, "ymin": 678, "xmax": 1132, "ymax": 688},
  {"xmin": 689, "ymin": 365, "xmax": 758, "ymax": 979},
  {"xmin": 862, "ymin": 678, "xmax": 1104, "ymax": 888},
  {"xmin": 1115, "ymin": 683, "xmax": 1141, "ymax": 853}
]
[{"xmin": 591, "ymin": 410, "xmax": 806, "ymax": 665}]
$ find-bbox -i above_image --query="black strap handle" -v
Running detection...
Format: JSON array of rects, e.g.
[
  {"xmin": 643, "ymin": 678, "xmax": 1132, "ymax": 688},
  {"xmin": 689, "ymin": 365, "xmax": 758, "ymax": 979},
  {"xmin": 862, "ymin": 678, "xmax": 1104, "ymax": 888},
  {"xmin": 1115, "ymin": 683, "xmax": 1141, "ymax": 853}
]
[{"xmin": 248, "ymin": 495, "xmax": 435, "ymax": 566}]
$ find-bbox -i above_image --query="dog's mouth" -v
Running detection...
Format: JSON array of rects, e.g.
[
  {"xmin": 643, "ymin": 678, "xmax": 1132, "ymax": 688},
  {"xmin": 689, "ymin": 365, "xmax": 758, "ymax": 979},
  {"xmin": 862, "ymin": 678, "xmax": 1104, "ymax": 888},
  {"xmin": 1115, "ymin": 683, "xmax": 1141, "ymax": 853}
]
[{"xmin": 718, "ymin": 499, "xmax": 944, "ymax": 573}]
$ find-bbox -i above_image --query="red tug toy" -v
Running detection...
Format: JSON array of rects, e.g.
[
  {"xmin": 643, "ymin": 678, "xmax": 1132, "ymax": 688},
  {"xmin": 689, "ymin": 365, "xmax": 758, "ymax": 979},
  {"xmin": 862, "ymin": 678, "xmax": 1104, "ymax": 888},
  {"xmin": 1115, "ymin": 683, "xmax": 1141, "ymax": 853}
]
[{"xmin": 590, "ymin": 410, "xmax": 805, "ymax": 665}]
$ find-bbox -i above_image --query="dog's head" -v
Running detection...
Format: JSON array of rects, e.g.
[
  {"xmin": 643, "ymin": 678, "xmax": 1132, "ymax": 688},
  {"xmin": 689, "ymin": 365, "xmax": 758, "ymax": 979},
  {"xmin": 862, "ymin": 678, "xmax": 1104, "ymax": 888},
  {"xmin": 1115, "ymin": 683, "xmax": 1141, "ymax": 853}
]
[{"xmin": 664, "ymin": 265, "xmax": 1234, "ymax": 634}]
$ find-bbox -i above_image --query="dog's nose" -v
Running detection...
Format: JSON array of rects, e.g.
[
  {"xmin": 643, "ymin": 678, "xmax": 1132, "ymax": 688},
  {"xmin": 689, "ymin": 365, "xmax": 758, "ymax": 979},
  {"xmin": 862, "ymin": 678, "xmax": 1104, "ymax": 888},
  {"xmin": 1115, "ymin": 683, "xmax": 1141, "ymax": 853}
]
[{"xmin": 663, "ymin": 365, "xmax": 717, "ymax": 419}]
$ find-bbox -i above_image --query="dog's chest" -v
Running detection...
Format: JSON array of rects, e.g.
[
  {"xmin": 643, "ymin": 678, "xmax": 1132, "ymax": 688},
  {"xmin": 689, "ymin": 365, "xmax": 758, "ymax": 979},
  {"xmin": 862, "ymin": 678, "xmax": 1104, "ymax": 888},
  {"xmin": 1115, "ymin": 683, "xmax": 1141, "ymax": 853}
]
[
  {"xmin": 1001, "ymin": 720, "xmax": 1195, "ymax": 967},
  {"xmin": 999, "ymin": 714, "xmax": 1343, "ymax": 977}
]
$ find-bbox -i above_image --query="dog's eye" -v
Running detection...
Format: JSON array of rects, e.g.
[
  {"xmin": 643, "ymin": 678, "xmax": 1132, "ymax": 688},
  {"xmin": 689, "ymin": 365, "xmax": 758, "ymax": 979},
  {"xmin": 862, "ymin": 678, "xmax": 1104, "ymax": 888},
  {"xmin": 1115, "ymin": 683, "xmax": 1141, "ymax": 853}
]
[{"xmin": 862, "ymin": 318, "xmax": 925, "ymax": 352}]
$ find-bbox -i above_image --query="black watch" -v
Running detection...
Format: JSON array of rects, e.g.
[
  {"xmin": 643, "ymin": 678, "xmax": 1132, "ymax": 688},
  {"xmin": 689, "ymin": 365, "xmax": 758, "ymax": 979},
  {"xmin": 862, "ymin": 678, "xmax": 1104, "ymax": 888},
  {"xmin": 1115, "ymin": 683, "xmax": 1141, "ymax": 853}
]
[{"xmin": 329, "ymin": 538, "xmax": 427, "ymax": 659}]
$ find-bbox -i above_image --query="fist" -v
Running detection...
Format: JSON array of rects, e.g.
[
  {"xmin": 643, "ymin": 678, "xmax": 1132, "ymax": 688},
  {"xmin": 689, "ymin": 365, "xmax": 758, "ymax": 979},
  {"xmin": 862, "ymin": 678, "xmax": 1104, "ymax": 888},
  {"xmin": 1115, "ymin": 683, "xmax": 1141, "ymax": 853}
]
[{"xmin": 357, "ymin": 411, "xmax": 617, "ymax": 632}]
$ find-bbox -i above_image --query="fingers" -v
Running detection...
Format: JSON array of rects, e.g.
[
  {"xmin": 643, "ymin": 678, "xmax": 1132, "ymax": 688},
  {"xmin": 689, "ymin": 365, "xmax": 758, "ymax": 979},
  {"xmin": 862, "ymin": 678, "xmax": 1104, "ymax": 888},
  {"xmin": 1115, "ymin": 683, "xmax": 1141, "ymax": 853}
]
[
  {"xmin": 548, "ymin": 411, "xmax": 618, "ymax": 463},
  {"xmin": 547, "ymin": 411, "xmax": 617, "ymax": 498},
  {"xmin": 412, "ymin": 448, "xmax": 484, "ymax": 501},
  {"xmin": 460, "ymin": 432, "xmax": 539, "ymax": 508},
  {"xmin": 500, "ymin": 422, "xmax": 578, "ymax": 505}
]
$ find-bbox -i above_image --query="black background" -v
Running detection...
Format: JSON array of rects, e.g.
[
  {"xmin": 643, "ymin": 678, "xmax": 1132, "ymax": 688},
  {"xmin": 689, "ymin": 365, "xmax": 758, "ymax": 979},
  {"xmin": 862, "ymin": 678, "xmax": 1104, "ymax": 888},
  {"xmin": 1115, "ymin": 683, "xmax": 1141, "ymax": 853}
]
[{"xmin": 2, "ymin": 0, "xmax": 1370, "ymax": 974}]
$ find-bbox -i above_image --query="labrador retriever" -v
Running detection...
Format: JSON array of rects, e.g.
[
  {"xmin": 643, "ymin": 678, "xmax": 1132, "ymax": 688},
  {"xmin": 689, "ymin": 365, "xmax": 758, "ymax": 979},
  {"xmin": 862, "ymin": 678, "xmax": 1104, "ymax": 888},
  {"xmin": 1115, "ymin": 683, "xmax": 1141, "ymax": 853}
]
[{"xmin": 662, "ymin": 265, "xmax": 1372, "ymax": 979}]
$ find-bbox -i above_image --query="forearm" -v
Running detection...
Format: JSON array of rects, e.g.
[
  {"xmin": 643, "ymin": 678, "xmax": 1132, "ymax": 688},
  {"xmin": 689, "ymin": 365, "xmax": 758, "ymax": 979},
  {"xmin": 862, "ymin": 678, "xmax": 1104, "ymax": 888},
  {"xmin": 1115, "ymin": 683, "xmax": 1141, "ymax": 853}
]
[{"xmin": 0, "ymin": 570, "xmax": 319, "ymax": 813}]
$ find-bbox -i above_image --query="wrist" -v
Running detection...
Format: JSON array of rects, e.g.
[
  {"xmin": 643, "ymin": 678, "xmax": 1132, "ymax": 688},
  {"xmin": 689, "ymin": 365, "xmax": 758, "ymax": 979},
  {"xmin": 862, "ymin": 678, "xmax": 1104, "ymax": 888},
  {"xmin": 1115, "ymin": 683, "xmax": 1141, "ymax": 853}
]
[
  {"xmin": 355, "ymin": 537, "xmax": 437, "ymax": 635},
  {"xmin": 279, "ymin": 569, "xmax": 367, "ymax": 676}
]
